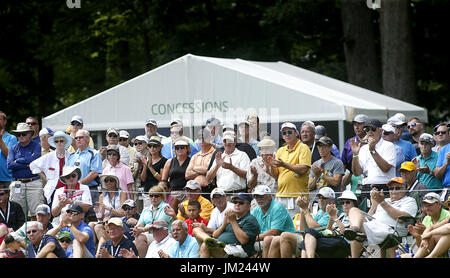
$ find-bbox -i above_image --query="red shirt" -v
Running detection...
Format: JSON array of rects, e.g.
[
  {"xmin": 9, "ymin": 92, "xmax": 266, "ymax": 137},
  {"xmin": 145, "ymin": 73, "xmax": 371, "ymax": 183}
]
[{"xmin": 185, "ymin": 216, "xmax": 208, "ymax": 236}]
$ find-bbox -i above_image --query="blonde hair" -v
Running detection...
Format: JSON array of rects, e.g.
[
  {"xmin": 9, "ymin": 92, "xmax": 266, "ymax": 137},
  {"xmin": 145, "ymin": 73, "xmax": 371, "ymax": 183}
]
[{"xmin": 149, "ymin": 185, "xmax": 167, "ymax": 201}]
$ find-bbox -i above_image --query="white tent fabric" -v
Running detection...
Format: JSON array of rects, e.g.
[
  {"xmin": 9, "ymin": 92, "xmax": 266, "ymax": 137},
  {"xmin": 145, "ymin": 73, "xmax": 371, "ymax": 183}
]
[{"xmin": 42, "ymin": 53, "xmax": 427, "ymax": 133}]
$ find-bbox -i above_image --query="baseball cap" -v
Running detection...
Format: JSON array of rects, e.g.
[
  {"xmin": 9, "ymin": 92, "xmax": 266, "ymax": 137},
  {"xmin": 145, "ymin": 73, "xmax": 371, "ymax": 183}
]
[
  {"xmin": 382, "ymin": 124, "xmax": 395, "ymax": 133},
  {"xmin": 148, "ymin": 219, "xmax": 169, "ymax": 230},
  {"xmin": 184, "ymin": 180, "xmax": 201, "ymax": 191},
  {"xmin": 66, "ymin": 204, "xmax": 84, "ymax": 214},
  {"xmin": 387, "ymin": 177, "xmax": 404, "ymax": 186},
  {"xmin": 170, "ymin": 119, "xmax": 183, "ymax": 126},
  {"xmin": 145, "ymin": 119, "xmax": 157, "ymax": 126},
  {"xmin": 35, "ymin": 204, "xmax": 51, "ymax": 216},
  {"xmin": 107, "ymin": 217, "xmax": 123, "ymax": 227},
  {"xmin": 222, "ymin": 123, "xmax": 235, "ymax": 132},
  {"xmin": 231, "ymin": 192, "xmax": 252, "ymax": 203},
  {"xmin": 39, "ymin": 127, "xmax": 54, "ymax": 137},
  {"xmin": 421, "ymin": 192, "xmax": 441, "ymax": 204},
  {"xmin": 119, "ymin": 130, "xmax": 130, "ymax": 138},
  {"xmin": 317, "ymin": 187, "xmax": 335, "ymax": 199},
  {"xmin": 315, "ymin": 125, "xmax": 326, "ymax": 140},
  {"xmin": 280, "ymin": 122, "xmax": 297, "ymax": 131},
  {"xmin": 174, "ymin": 137, "xmax": 189, "ymax": 146},
  {"xmin": 134, "ymin": 135, "xmax": 149, "ymax": 144},
  {"xmin": 252, "ymin": 185, "xmax": 271, "ymax": 197},
  {"xmin": 106, "ymin": 144, "xmax": 120, "ymax": 153},
  {"xmin": 399, "ymin": 161, "xmax": 416, "ymax": 172},
  {"xmin": 147, "ymin": 136, "xmax": 162, "ymax": 145},
  {"xmin": 317, "ymin": 136, "xmax": 333, "ymax": 146},
  {"xmin": 210, "ymin": 188, "xmax": 226, "ymax": 199},
  {"xmin": 107, "ymin": 128, "xmax": 119, "ymax": 136},
  {"xmin": 364, "ymin": 119, "xmax": 382, "ymax": 129},
  {"xmin": 122, "ymin": 199, "xmax": 136, "ymax": 208},
  {"xmin": 352, "ymin": 114, "xmax": 368, "ymax": 124},
  {"xmin": 387, "ymin": 116, "xmax": 405, "ymax": 126},
  {"xmin": 222, "ymin": 131, "xmax": 236, "ymax": 142},
  {"xmin": 71, "ymin": 115, "xmax": 83, "ymax": 124},
  {"xmin": 238, "ymin": 120, "xmax": 250, "ymax": 126},
  {"xmin": 419, "ymin": 133, "xmax": 435, "ymax": 146},
  {"xmin": 206, "ymin": 118, "xmax": 221, "ymax": 127},
  {"xmin": 58, "ymin": 231, "xmax": 73, "ymax": 241}
]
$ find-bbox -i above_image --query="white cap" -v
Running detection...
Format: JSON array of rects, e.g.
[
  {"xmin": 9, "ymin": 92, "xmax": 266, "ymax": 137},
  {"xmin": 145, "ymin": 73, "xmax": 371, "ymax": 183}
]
[
  {"xmin": 317, "ymin": 187, "xmax": 335, "ymax": 199},
  {"xmin": 338, "ymin": 190, "xmax": 358, "ymax": 201},
  {"xmin": 252, "ymin": 185, "xmax": 271, "ymax": 196},
  {"xmin": 393, "ymin": 113, "xmax": 406, "ymax": 124},
  {"xmin": 170, "ymin": 119, "xmax": 183, "ymax": 126},
  {"xmin": 174, "ymin": 137, "xmax": 189, "ymax": 146},
  {"xmin": 145, "ymin": 119, "xmax": 157, "ymax": 126},
  {"xmin": 119, "ymin": 130, "xmax": 130, "ymax": 138},
  {"xmin": 184, "ymin": 180, "xmax": 201, "ymax": 190},
  {"xmin": 210, "ymin": 188, "xmax": 226, "ymax": 199},
  {"xmin": 71, "ymin": 115, "xmax": 83, "ymax": 124},
  {"xmin": 280, "ymin": 122, "xmax": 297, "ymax": 131},
  {"xmin": 106, "ymin": 128, "xmax": 119, "ymax": 136},
  {"xmin": 134, "ymin": 135, "xmax": 149, "ymax": 143},
  {"xmin": 222, "ymin": 123, "xmax": 234, "ymax": 131},
  {"xmin": 382, "ymin": 124, "xmax": 395, "ymax": 133},
  {"xmin": 222, "ymin": 131, "xmax": 236, "ymax": 142},
  {"xmin": 352, "ymin": 114, "xmax": 368, "ymax": 123},
  {"xmin": 39, "ymin": 127, "xmax": 54, "ymax": 137},
  {"xmin": 387, "ymin": 116, "xmax": 405, "ymax": 126}
]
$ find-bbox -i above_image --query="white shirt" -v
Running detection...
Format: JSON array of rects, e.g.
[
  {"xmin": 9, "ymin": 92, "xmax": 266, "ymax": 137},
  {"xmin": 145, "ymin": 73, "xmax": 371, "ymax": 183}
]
[
  {"xmin": 358, "ymin": 138, "xmax": 396, "ymax": 185},
  {"xmin": 145, "ymin": 234, "xmax": 176, "ymax": 258},
  {"xmin": 372, "ymin": 196, "xmax": 418, "ymax": 227},
  {"xmin": 207, "ymin": 202, "xmax": 234, "ymax": 230},
  {"xmin": 51, "ymin": 183, "xmax": 92, "ymax": 227},
  {"xmin": 210, "ymin": 148, "xmax": 250, "ymax": 192}
]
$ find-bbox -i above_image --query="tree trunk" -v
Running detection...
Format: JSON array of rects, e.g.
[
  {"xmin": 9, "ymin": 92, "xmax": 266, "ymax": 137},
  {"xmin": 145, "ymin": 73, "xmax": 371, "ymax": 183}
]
[
  {"xmin": 340, "ymin": 0, "xmax": 382, "ymax": 93},
  {"xmin": 379, "ymin": 0, "xmax": 416, "ymax": 103}
]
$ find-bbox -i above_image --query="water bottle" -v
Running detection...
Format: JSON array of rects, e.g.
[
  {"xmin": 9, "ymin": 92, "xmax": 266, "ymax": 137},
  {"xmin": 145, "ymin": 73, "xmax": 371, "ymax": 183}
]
[
  {"xmin": 395, "ymin": 249, "xmax": 401, "ymax": 258},
  {"xmin": 404, "ymin": 243, "xmax": 410, "ymax": 254}
]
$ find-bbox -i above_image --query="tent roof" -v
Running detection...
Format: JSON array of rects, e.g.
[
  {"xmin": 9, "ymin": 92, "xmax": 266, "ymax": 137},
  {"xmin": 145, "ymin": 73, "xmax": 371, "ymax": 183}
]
[{"xmin": 42, "ymin": 54, "xmax": 427, "ymax": 131}]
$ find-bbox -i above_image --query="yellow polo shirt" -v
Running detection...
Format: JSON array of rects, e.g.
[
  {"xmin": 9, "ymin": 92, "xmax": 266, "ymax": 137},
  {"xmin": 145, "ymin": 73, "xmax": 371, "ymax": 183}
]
[{"xmin": 275, "ymin": 140, "xmax": 311, "ymax": 198}]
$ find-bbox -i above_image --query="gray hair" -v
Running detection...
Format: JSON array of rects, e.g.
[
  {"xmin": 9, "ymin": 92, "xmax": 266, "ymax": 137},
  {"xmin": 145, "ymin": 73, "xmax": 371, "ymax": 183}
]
[
  {"xmin": 301, "ymin": 120, "xmax": 315, "ymax": 130},
  {"xmin": 172, "ymin": 220, "xmax": 188, "ymax": 231},
  {"xmin": 28, "ymin": 221, "xmax": 44, "ymax": 231}
]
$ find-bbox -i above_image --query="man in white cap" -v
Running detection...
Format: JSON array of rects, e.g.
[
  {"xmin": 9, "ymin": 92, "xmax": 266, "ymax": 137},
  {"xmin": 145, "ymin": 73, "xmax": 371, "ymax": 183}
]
[
  {"xmin": 100, "ymin": 128, "xmax": 130, "ymax": 168},
  {"xmin": 7, "ymin": 122, "xmax": 43, "ymax": 218},
  {"xmin": 269, "ymin": 122, "xmax": 311, "ymax": 218},
  {"xmin": 414, "ymin": 133, "xmax": 442, "ymax": 191},
  {"xmin": 341, "ymin": 114, "xmax": 368, "ymax": 170},
  {"xmin": 97, "ymin": 217, "xmax": 138, "ymax": 258},
  {"xmin": 176, "ymin": 180, "xmax": 214, "ymax": 222},
  {"xmin": 38, "ymin": 127, "xmax": 54, "ymax": 156},
  {"xmin": 144, "ymin": 119, "xmax": 167, "ymax": 143},
  {"xmin": 381, "ymin": 123, "xmax": 405, "ymax": 175},
  {"xmin": 67, "ymin": 115, "xmax": 94, "ymax": 153},
  {"xmin": 144, "ymin": 219, "xmax": 176, "ymax": 258},
  {"xmin": 387, "ymin": 115, "xmax": 417, "ymax": 162},
  {"xmin": 119, "ymin": 130, "xmax": 137, "ymax": 169},
  {"xmin": 204, "ymin": 117, "xmax": 223, "ymax": 148}
]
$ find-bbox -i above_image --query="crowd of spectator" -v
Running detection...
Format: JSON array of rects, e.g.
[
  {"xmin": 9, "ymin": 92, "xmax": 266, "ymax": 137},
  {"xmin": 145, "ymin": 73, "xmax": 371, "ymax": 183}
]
[{"xmin": 0, "ymin": 110, "xmax": 449, "ymax": 259}]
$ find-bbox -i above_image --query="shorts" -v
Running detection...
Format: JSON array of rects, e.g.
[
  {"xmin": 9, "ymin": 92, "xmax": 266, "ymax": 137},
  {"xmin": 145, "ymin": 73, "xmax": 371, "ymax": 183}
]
[{"xmin": 10, "ymin": 180, "xmax": 45, "ymax": 216}]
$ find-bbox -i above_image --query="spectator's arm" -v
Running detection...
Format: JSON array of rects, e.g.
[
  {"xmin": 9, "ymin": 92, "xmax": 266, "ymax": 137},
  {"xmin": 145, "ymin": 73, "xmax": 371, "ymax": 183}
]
[
  {"xmin": 68, "ymin": 225, "xmax": 89, "ymax": 244},
  {"xmin": 371, "ymin": 152, "xmax": 393, "ymax": 173},
  {"xmin": 229, "ymin": 218, "xmax": 249, "ymax": 245},
  {"xmin": 80, "ymin": 171, "xmax": 99, "ymax": 186},
  {"xmin": 185, "ymin": 158, "xmax": 198, "ymax": 180},
  {"xmin": 433, "ymin": 162, "xmax": 448, "ymax": 180},
  {"xmin": 257, "ymin": 229, "xmax": 280, "ymax": 241},
  {"xmin": 351, "ymin": 156, "xmax": 363, "ymax": 177},
  {"xmin": 378, "ymin": 201, "xmax": 412, "ymax": 220},
  {"xmin": 206, "ymin": 163, "xmax": 220, "ymax": 182},
  {"xmin": 322, "ymin": 174, "xmax": 342, "ymax": 187},
  {"xmin": 36, "ymin": 242, "xmax": 56, "ymax": 258}
]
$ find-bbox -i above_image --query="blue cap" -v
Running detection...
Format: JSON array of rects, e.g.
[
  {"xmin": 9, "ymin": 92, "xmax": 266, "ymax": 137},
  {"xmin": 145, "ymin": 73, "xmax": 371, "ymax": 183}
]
[{"xmin": 231, "ymin": 192, "xmax": 252, "ymax": 203}]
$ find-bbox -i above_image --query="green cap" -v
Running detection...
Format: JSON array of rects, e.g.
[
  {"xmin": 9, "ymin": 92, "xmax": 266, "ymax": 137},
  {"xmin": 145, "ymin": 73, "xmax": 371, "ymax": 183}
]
[{"xmin": 58, "ymin": 231, "xmax": 73, "ymax": 241}]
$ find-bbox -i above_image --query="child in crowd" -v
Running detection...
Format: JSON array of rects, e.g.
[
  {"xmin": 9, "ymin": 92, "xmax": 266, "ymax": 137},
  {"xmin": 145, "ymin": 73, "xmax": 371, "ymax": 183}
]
[{"xmin": 185, "ymin": 200, "xmax": 208, "ymax": 236}]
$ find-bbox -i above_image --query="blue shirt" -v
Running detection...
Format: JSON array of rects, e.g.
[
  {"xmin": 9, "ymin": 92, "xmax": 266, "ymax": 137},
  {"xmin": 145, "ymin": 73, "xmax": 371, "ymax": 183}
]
[
  {"xmin": 161, "ymin": 141, "xmax": 199, "ymax": 160},
  {"xmin": 61, "ymin": 221, "xmax": 96, "ymax": 257},
  {"xmin": 436, "ymin": 143, "xmax": 450, "ymax": 187},
  {"xmin": 341, "ymin": 136, "xmax": 359, "ymax": 169},
  {"xmin": 66, "ymin": 147, "xmax": 102, "ymax": 187},
  {"xmin": 138, "ymin": 202, "xmax": 173, "ymax": 232},
  {"xmin": 395, "ymin": 139, "xmax": 417, "ymax": 162},
  {"xmin": 416, "ymin": 152, "xmax": 442, "ymax": 190},
  {"xmin": 27, "ymin": 234, "xmax": 66, "ymax": 258},
  {"xmin": 394, "ymin": 144, "xmax": 406, "ymax": 177},
  {"xmin": 7, "ymin": 140, "xmax": 41, "ymax": 179},
  {"xmin": 251, "ymin": 199, "xmax": 296, "ymax": 234},
  {"xmin": 0, "ymin": 132, "xmax": 17, "ymax": 181},
  {"xmin": 167, "ymin": 234, "xmax": 199, "ymax": 258},
  {"xmin": 313, "ymin": 209, "xmax": 330, "ymax": 227}
]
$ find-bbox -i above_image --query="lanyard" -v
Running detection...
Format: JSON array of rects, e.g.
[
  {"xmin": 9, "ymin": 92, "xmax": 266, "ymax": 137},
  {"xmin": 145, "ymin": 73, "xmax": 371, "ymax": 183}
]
[
  {"xmin": 31, "ymin": 238, "xmax": 45, "ymax": 258},
  {"xmin": 0, "ymin": 202, "xmax": 10, "ymax": 223},
  {"xmin": 111, "ymin": 244, "xmax": 121, "ymax": 257}
]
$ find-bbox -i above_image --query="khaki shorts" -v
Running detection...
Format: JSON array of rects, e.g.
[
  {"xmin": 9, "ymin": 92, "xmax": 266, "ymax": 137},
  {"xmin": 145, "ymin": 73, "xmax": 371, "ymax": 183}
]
[{"xmin": 10, "ymin": 180, "xmax": 45, "ymax": 217}]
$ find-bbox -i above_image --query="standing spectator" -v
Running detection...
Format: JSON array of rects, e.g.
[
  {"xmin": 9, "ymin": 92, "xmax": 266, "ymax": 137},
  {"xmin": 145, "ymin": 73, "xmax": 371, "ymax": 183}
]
[
  {"xmin": 388, "ymin": 116, "xmax": 417, "ymax": 162},
  {"xmin": 407, "ymin": 117, "xmax": 425, "ymax": 155},
  {"xmin": 185, "ymin": 199, "xmax": 208, "ymax": 236},
  {"xmin": 0, "ymin": 111, "xmax": 18, "ymax": 190},
  {"xmin": 206, "ymin": 131, "xmax": 250, "ymax": 194},
  {"xmin": 270, "ymin": 122, "xmax": 311, "ymax": 218},
  {"xmin": 66, "ymin": 129, "xmax": 102, "ymax": 222},
  {"xmin": 350, "ymin": 119, "xmax": 397, "ymax": 201},
  {"xmin": 246, "ymin": 114, "xmax": 261, "ymax": 142},
  {"xmin": 161, "ymin": 123, "xmax": 198, "ymax": 159},
  {"xmin": 314, "ymin": 125, "xmax": 340, "ymax": 159},
  {"xmin": 300, "ymin": 120, "xmax": 320, "ymax": 164},
  {"xmin": 131, "ymin": 135, "xmax": 149, "ymax": 210},
  {"xmin": 399, "ymin": 161, "xmax": 429, "ymax": 202},
  {"xmin": 97, "ymin": 217, "xmax": 138, "ymax": 258},
  {"xmin": 432, "ymin": 122, "xmax": 449, "ymax": 153},
  {"xmin": 25, "ymin": 117, "xmax": 40, "ymax": 146},
  {"xmin": 144, "ymin": 219, "xmax": 176, "ymax": 258},
  {"xmin": 238, "ymin": 120, "xmax": 259, "ymax": 156},
  {"xmin": 29, "ymin": 131, "xmax": 72, "ymax": 207},
  {"xmin": 144, "ymin": 119, "xmax": 167, "ymax": 144},
  {"xmin": 140, "ymin": 136, "xmax": 166, "ymax": 207},
  {"xmin": 341, "ymin": 114, "xmax": 368, "ymax": 170},
  {"xmin": 118, "ymin": 130, "xmax": 137, "ymax": 169},
  {"xmin": 0, "ymin": 187, "xmax": 25, "ymax": 231},
  {"xmin": 198, "ymin": 193, "xmax": 260, "ymax": 258},
  {"xmin": 102, "ymin": 145, "xmax": 134, "ymax": 200},
  {"xmin": 413, "ymin": 133, "xmax": 442, "ymax": 191},
  {"xmin": 433, "ymin": 139, "xmax": 450, "ymax": 202},
  {"xmin": 204, "ymin": 117, "xmax": 223, "ymax": 148},
  {"xmin": 27, "ymin": 221, "xmax": 66, "ymax": 258},
  {"xmin": 158, "ymin": 220, "xmax": 200, "ymax": 258},
  {"xmin": 38, "ymin": 127, "xmax": 54, "ymax": 156},
  {"xmin": 251, "ymin": 185, "xmax": 296, "ymax": 258},
  {"xmin": 381, "ymin": 124, "xmax": 405, "ymax": 176},
  {"xmin": 67, "ymin": 115, "xmax": 94, "ymax": 153},
  {"xmin": 7, "ymin": 122, "xmax": 42, "ymax": 218},
  {"xmin": 307, "ymin": 136, "xmax": 345, "ymax": 197},
  {"xmin": 100, "ymin": 128, "xmax": 130, "ymax": 168},
  {"xmin": 247, "ymin": 138, "xmax": 278, "ymax": 198}
]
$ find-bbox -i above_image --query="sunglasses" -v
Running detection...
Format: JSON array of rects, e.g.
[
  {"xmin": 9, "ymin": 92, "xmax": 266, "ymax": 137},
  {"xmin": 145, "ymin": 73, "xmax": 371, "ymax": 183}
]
[
  {"xmin": 59, "ymin": 238, "xmax": 72, "ymax": 244},
  {"xmin": 175, "ymin": 146, "xmax": 186, "ymax": 150},
  {"xmin": 232, "ymin": 201, "xmax": 247, "ymax": 205},
  {"xmin": 282, "ymin": 130, "xmax": 294, "ymax": 136},
  {"xmin": 107, "ymin": 152, "xmax": 119, "ymax": 156},
  {"xmin": 122, "ymin": 206, "xmax": 134, "ymax": 211},
  {"xmin": 434, "ymin": 131, "xmax": 447, "ymax": 136},
  {"xmin": 64, "ymin": 173, "xmax": 77, "ymax": 179},
  {"xmin": 148, "ymin": 144, "xmax": 160, "ymax": 148},
  {"xmin": 119, "ymin": 138, "xmax": 128, "ymax": 142},
  {"xmin": 340, "ymin": 200, "xmax": 353, "ymax": 205},
  {"xmin": 108, "ymin": 134, "xmax": 118, "ymax": 138},
  {"xmin": 26, "ymin": 122, "xmax": 38, "ymax": 126},
  {"xmin": 389, "ymin": 186, "xmax": 403, "ymax": 191},
  {"xmin": 17, "ymin": 132, "xmax": 29, "ymax": 137},
  {"xmin": 170, "ymin": 131, "xmax": 181, "ymax": 135},
  {"xmin": 27, "ymin": 229, "xmax": 38, "ymax": 235},
  {"xmin": 364, "ymin": 127, "xmax": 377, "ymax": 132},
  {"xmin": 407, "ymin": 123, "xmax": 419, "ymax": 129},
  {"xmin": 67, "ymin": 211, "xmax": 80, "ymax": 216},
  {"xmin": 382, "ymin": 131, "xmax": 393, "ymax": 136},
  {"xmin": 54, "ymin": 140, "xmax": 66, "ymax": 144},
  {"xmin": 71, "ymin": 121, "xmax": 82, "ymax": 126},
  {"xmin": 104, "ymin": 178, "xmax": 116, "ymax": 183},
  {"xmin": 135, "ymin": 142, "xmax": 144, "ymax": 145},
  {"xmin": 149, "ymin": 195, "xmax": 161, "ymax": 198},
  {"xmin": 75, "ymin": 136, "xmax": 85, "ymax": 140},
  {"xmin": 0, "ymin": 192, "xmax": 7, "ymax": 196}
]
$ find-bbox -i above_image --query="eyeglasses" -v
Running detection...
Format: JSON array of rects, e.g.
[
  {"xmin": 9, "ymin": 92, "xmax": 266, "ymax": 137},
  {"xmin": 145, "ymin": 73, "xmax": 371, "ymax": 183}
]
[
  {"xmin": 64, "ymin": 173, "xmax": 77, "ymax": 179},
  {"xmin": 434, "ymin": 131, "xmax": 447, "ymax": 136},
  {"xmin": 253, "ymin": 195, "xmax": 265, "ymax": 199},
  {"xmin": 75, "ymin": 136, "xmax": 85, "ymax": 140},
  {"xmin": 54, "ymin": 140, "xmax": 66, "ymax": 144},
  {"xmin": 17, "ymin": 132, "xmax": 29, "ymax": 137},
  {"xmin": 363, "ymin": 127, "xmax": 377, "ymax": 132},
  {"xmin": 70, "ymin": 121, "xmax": 82, "ymax": 126},
  {"xmin": 282, "ymin": 130, "xmax": 294, "ymax": 136},
  {"xmin": 135, "ymin": 142, "xmax": 144, "ymax": 146},
  {"xmin": 104, "ymin": 178, "xmax": 115, "ymax": 183},
  {"xmin": 122, "ymin": 206, "xmax": 134, "ymax": 211},
  {"xmin": 0, "ymin": 192, "xmax": 7, "ymax": 196},
  {"xmin": 382, "ymin": 132, "xmax": 393, "ymax": 136},
  {"xmin": 27, "ymin": 229, "xmax": 38, "ymax": 234},
  {"xmin": 67, "ymin": 211, "xmax": 80, "ymax": 216},
  {"xmin": 175, "ymin": 146, "xmax": 186, "ymax": 150},
  {"xmin": 119, "ymin": 138, "xmax": 128, "ymax": 142},
  {"xmin": 232, "ymin": 201, "xmax": 247, "ymax": 205},
  {"xmin": 108, "ymin": 134, "xmax": 118, "ymax": 138},
  {"xmin": 148, "ymin": 144, "xmax": 160, "ymax": 148},
  {"xmin": 149, "ymin": 195, "xmax": 161, "ymax": 198},
  {"xmin": 26, "ymin": 122, "xmax": 38, "ymax": 126},
  {"xmin": 340, "ymin": 200, "xmax": 353, "ymax": 205},
  {"xmin": 59, "ymin": 238, "xmax": 72, "ymax": 244},
  {"xmin": 407, "ymin": 123, "xmax": 419, "ymax": 129},
  {"xmin": 317, "ymin": 196, "xmax": 329, "ymax": 200},
  {"xmin": 107, "ymin": 152, "xmax": 119, "ymax": 156},
  {"xmin": 389, "ymin": 186, "xmax": 403, "ymax": 191}
]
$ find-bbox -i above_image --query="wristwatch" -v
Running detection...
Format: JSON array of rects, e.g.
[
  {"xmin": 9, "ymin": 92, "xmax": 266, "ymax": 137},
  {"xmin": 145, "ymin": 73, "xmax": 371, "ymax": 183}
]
[
  {"xmin": 370, "ymin": 150, "xmax": 376, "ymax": 155},
  {"xmin": 67, "ymin": 224, "xmax": 72, "ymax": 228}
]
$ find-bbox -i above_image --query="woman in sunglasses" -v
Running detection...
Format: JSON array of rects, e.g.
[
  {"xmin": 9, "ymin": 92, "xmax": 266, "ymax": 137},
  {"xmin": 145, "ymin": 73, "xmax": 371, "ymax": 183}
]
[
  {"xmin": 103, "ymin": 145, "xmax": 134, "ymax": 200},
  {"xmin": 30, "ymin": 130, "xmax": 73, "ymax": 209},
  {"xmin": 300, "ymin": 190, "xmax": 357, "ymax": 258}
]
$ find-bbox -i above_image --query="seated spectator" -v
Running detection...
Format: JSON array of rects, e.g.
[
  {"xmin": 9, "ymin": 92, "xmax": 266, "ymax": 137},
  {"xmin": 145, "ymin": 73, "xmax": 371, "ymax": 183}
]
[
  {"xmin": 409, "ymin": 192, "xmax": 450, "ymax": 258},
  {"xmin": 0, "ymin": 233, "xmax": 25, "ymax": 258},
  {"xmin": 57, "ymin": 231, "xmax": 73, "ymax": 257},
  {"xmin": 343, "ymin": 177, "xmax": 418, "ymax": 258},
  {"xmin": 97, "ymin": 217, "xmax": 138, "ymax": 258},
  {"xmin": 198, "ymin": 193, "xmax": 260, "ymax": 258},
  {"xmin": 158, "ymin": 220, "xmax": 200, "ymax": 258},
  {"xmin": 418, "ymin": 219, "xmax": 450, "ymax": 258},
  {"xmin": 185, "ymin": 199, "xmax": 208, "ymax": 236},
  {"xmin": 399, "ymin": 161, "xmax": 428, "ymax": 202},
  {"xmin": 0, "ymin": 187, "xmax": 25, "ymax": 232},
  {"xmin": 300, "ymin": 190, "xmax": 357, "ymax": 258},
  {"xmin": 27, "ymin": 221, "xmax": 66, "ymax": 258},
  {"xmin": 120, "ymin": 199, "xmax": 141, "ymax": 240},
  {"xmin": 250, "ymin": 185, "xmax": 296, "ymax": 258},
  {"xmin": 413, "ymin": 133, "xmax": 442, "ymax": 191},
  {"xmin": 144, "ymin": 220, "xmax": 176, "ymax": 258},
  {"xmin": 267, "ymin": 187, "xmax": 335, "ymax": 258},
  {"xmin": 176, "ymin": 180, "xmax": 214, "ymax": 222}
]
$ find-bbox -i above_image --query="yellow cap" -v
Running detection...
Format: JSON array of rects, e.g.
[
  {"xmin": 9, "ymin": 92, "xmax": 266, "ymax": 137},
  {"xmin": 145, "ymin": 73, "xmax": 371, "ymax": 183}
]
[{"xmin": 399, "ymin": 161, "xmax": 416, "ymax": 172}]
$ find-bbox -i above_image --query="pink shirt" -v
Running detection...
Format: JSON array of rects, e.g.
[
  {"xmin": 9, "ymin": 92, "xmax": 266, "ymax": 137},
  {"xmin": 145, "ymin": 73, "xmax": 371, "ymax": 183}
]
[{"xmin": 103, "ymin": 162, "xmax": 134, "ymax": 199}]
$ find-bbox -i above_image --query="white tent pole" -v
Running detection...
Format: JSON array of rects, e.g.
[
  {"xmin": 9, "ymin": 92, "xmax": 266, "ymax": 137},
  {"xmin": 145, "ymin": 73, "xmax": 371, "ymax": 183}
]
[{"xmin": 338, "ymin": 120, "xmax": 345, "ymax": 154}]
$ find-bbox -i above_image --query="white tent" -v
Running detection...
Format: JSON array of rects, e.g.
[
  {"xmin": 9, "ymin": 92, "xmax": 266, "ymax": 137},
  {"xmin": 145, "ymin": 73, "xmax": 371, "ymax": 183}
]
[{"xmin": 42, "ymin": 54, "xmax": 427, "ymax": 150}]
